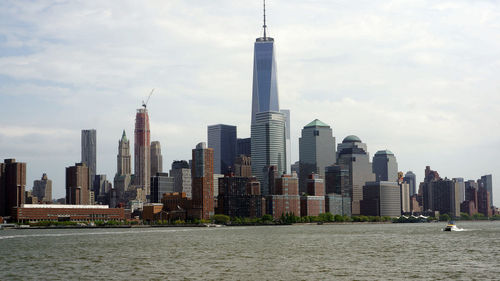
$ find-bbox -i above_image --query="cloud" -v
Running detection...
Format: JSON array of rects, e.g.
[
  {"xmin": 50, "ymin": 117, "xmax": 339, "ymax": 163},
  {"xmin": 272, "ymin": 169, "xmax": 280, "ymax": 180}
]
[{"xmin": 0, "ymin": 0, "xmax": 499, "ymax": 205}]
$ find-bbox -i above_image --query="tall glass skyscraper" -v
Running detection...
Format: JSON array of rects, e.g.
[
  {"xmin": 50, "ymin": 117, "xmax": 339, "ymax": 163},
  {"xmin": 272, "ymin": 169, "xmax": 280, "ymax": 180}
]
[
  {"xmin": 251, "ymin": 2, "xmax": 279, "ymax": 125},
  {"xmin": 251, "ymin": 111, "xmax": 286, "ymax": 196},
  {"xmin": 207, "ymin": 124, "xmax": 237, "ymax": 174}
]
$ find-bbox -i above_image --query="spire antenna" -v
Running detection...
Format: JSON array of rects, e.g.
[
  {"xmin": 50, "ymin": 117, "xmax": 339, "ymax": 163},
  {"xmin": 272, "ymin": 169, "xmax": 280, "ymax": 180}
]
[{"xmin": 263, "ymin": 0, "xmax": 267, "ymax": 39}]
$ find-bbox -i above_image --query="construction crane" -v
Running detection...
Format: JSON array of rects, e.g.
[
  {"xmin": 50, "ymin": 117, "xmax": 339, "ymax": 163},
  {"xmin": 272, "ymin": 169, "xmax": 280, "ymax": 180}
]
[{"xmin": 142, "ymin": 88, "xmax": 154, "ymax": 109}]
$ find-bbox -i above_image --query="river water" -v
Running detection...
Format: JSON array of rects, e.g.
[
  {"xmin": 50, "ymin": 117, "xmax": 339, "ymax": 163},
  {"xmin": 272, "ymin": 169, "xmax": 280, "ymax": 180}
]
[{"xmin": 1, "ymin": 221, "xmax": 499, "ymax": 280}]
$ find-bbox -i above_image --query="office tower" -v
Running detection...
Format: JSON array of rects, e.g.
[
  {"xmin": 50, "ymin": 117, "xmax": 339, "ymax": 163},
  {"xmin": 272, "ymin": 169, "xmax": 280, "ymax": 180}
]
[
  {"xmin": 191, "ymin": 142, "xmax": 214, "ymax": 220},
  {"xmin": 150, "ymin": 141, "xmax": 163, "ymax": 176},
  {"xmin": 291, "ymin": 161, "xmax": 299, "ymax": 176},
  {"xmin": 134, "ymin": 108, "xmax": 151, "ymax": 201},
  {"xmin": 452, "ymin": 177, "xmax": 465, "ymax": 203},
  {"xmin": 150, "ymin": 172, "xmax": 174, "ymax": 203},
  {"xmin": 298, "ymin": 119, "xmax": 336, "ymax": 194},
  {"xmin": 251, "ymin": 111, "xmax": 286, "ymax": 195},
  {"xmin": 429, "ymin": 179, "xmax": 460, "ymax": 218},
  {"xmin": 280, "ymin": 109, "xmax": 291, "ymax": 173},
  {"xmin": 266, "ymin": 174, "xmax": 301, "ymax": 219},
  {"xmin": 403, "ymin": 171, "xmax": 417, "ymax": 196},
  {"xmin": 337, "ymin": 135, "xmax": 376, "ymax": 215},
  {"xmin": 66, "ymin": 163, "xmax": 90, "ymax": 205},
  {"xmin": 480, "ymin": 175, "xmax": 493, "ymax": 206},
  {"xmin": 237, "ymin": 138, "xmax": 251, "ymax": 157},
  {"xmin": 33, "ymin": 173, "xmax": 52, "ymax": 203},
  {"xmin": 360, "ymin": 181, "xmax": 401, "ymax": 217},
  {"xmin": 372, "ymin": 150, "xmax": 398, "ymax": 182},
  {"xmin": 234, "ymin": 155, "xmax": 252, "ymax": 177},
  {"xmin": 81, "ymin": 129, "xmax": 96, "ymax": 187},
  {"xmin": 170, "ymin": 160, "xmax": 192, "ymax": 198},
  {"xmin": 325, "ymin": 165, "xmax": 349, "ymax": 195},
  {"xmin": 251, "ymin": 2, "xmax": 280, "ymax": 125},
  {"xmin": 207, "ymin": 124, "xmax": 237, "ymax": 174},
  {"xmin": 0, "ymin": 159, "xmax": 26, "ymax": 217},
  {"xmin": 421, "ymin": 166, "xmax": 442, "ymax": 211},
  {"xmin": 94, "ymin": 175, "xmax": 112, "ymax": 204},
  {"xmin": 114, "ymin": 130, "xmax": 132, "ymax": 203},
  {"xmin": 217, "ymin": 175, "xmax": 264, "ymax": 218}
]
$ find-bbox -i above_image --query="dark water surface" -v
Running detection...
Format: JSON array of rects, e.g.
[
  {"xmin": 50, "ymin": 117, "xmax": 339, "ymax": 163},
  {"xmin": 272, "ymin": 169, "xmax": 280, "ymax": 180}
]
[{"xmin": 1, "ymin": 221, "xmax": 499, "ymax": 280}]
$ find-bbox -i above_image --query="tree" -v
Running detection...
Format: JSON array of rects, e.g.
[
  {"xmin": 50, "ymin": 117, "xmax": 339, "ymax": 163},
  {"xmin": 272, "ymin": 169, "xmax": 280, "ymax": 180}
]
[
  {"xmin": 212, "ymin": 214, "xmax": 230, "ymax": 224},
  {"xmin": 261, "ymin": 214, "xmax": 273, "ymax": 222},
  {"xmin": 439, "ymin": 214, "xmax": 451, "ymax": 222}
]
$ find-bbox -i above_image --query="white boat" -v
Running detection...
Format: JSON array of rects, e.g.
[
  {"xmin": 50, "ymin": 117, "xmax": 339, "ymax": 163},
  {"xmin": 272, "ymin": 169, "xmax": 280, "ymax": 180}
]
[{"xmin": 443, "ymin": 221, "xmax": 459, "ymax": 231}]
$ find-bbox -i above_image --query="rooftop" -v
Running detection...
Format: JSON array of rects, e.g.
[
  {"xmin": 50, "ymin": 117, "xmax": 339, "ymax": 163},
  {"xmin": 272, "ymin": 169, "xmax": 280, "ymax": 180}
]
[
  {"xmin": 304, "ymin": 119, "xmax": 330, "ymax": 128},
  {"xmin": 342, "ymin": 135, "xmax": 362, "ymax": 143}
]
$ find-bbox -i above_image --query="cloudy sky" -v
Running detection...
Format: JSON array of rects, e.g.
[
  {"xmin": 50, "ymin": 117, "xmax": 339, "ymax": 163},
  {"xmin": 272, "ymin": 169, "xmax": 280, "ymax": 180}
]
[{"xmin": 1, "ymin": 0, "xmax": 499, "ymax": 205}]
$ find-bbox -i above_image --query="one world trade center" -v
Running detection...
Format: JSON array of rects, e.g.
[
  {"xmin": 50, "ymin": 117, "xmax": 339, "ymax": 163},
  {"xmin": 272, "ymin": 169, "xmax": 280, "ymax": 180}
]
[{"xmin": 251, "ymin": 1, "xmax": 280, "ymax": 125}]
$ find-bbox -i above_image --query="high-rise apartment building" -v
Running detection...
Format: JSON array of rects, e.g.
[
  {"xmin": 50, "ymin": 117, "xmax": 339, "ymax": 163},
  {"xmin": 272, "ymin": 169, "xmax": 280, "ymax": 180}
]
[
  {"xmin": 33, "ymin": 173, "xmax": 52, "ymax": 203},
  {"xmin": 430, "ymin": 179, "xmax": 460, "ymax": 218},
  {"xmin": 66, "ymin": 163, "xmax": 90, "ymax": 205},
  {"xmin": 337, "ymin": 135, "xmax": 375, "ymax": 215},
  {"xmin": 480, "ymin": 175, "xmax": 493, "ymax": 206},
  {"xmin": 81, "ymin": 129, "xmax": 96, "ymax": 187},
  {"xmin": 207, "ymin": 124, "xmax": 237, "ymax": 174},
  {"xmin": 234, "ymin": 155, "xmax": 252, "ymax": 177},
  {"xmin": 372, "ymin": 150, "xmax": 398, "ymax": 182},
  {"xmin": 191, "ymin": 142, "xmax": 214, "ymax": 220},
  {"xmin": 0, "ymin": 159, "xmax": 26, "ymax": 217},
  {"xmin": 251, "ymin": 111, "xmax": 286, "ymax": 195},
  {"xmin": 403, "ymin": 171, "xmax": 417, "ymax": 196},
  {"xmin": 453, "ymin": 177, "xmax": 465, "ymax": 203},
  {"xmin": 251, "ymin": 4, "xmax": 279, "ymax": 126},
  {"xmin": 134, "ymin": 108, "xmax": 151, "ymax": 201},
  {"xmin": 298, "ymin": 119, "xmax": 336, "ymax": 194},
  {"xmin": 150, "ymin": 141, "xmax": 163, "ymax": 177}
]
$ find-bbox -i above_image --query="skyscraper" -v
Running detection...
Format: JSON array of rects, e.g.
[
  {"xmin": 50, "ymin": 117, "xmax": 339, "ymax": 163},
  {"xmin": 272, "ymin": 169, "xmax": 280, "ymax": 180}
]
[
  {"xmin": 480, "ymin": 174, "xmax": 493, "ymax": 206},
  {"xmin": 298, "ymin": 119, "xmax": 336, "ymax": 194},
  {"xmin": 337, "ymin": 135, "xmax": 375, "ymax": 215},
  {"xmin": 280, "ymin": 109, "xmax": 291, "ymax": 173},
  {"xmin": 403, "ymin": 171, "xmax": 417, "ymax": 196},
  {"xmin": 134, "ymin": 108, "xmax": 151, "ymax": 201},
  {"xmin": 150, "ymin": 141, "xmax": 163, "ymax": 176},
  {"xmin": 33, "ymin": 173, "xmax": 52, "ymax": 203},
  {"xmin": 0, "ymin": 159, "xmax": 26, "ymax": 217},
  {"xmin": 66, "ymin": 163, "xmax": 90, "ymax": 205},
  {"xmin": 372, "ymin": 150, "xmax": 398, "ymax": 182},
  {"xmin": 81, "ymin": 129, "xmax": 96, "ymax": 186},
  {"xmin": 207, "ymin": 124, "xmax": 237, "ymax": 174},
  {"xmin": 114, "ymin": 130, "xmax": 132, "ymax": 204},
  {"xmin": 191, "ymin": 142, "xmax": 214, "ymax": 220},
  {"xmin": 251, "ymin": 1, "xmax": 279, "ymax": 125},
  {"xmin": 170, "ymin": 160, "xmax": 192, "ymax": 198},
  {"xmin": 251, "ymin": 111, "xmax": 286, "ymax": 195}
]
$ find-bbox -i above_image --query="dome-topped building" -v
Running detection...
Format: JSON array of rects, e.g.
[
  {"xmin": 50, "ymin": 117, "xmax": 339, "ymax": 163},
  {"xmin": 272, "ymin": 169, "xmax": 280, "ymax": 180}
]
[{"xmin": 342, "ymin": 135, "xmax": 362, "ymax": 143}]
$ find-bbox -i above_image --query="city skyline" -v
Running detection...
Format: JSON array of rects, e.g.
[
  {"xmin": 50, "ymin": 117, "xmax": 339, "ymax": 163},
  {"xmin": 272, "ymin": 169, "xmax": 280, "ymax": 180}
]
[{"xmin": 0, "ymin": 1, "xmax": 499, "ymax": 205}]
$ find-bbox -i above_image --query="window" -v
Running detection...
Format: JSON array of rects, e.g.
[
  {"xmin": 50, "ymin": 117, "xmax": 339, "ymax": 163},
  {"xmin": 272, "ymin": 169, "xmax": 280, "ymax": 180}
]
[{"xmin": 313, "ymin": 130, "xmax": 319, "ymax": 136}]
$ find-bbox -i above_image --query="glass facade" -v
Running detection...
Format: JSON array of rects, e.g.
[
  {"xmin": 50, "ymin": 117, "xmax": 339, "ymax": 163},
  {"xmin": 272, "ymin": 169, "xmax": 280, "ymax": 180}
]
[{"xmin": 251, "ymin": 38, "xmax": 280, "ymax": 125}]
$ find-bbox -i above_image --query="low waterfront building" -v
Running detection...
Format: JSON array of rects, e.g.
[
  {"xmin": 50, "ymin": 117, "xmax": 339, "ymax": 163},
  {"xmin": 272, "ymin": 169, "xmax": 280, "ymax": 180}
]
[{"xmin": 14, "ymin": 204, "xmax": 125, "ymax": 222}]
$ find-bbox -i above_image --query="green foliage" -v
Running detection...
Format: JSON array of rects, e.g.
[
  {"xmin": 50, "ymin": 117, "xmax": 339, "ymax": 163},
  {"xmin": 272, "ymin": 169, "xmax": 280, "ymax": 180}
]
[
  {"xmin": 334, "ymin": 214, "xmax": 344, "ymax": 222},
  {"xmin": 212, "ymin": 214, "xmax": 230, "ymax": 224},
  {"xmin": 491, "ymin": 215, "xmax": 500, "ymax": 220},
  {"xmin": 319, "ymin": 212, "xmax": 334, "ymax": 222},
  {"xmin": 473, "ymin": 213, "xmax": 487, "ymax": 220},
  {"xmin": 460, "ymin": 213, "xmax": 472, "ymax": 220},
  {"xmin": 261, "ymin": 214, "xmax": 273, "ymax": 222},
  {"xmin": 29, "ymin": 221, "xmax": 78, "ymax": 227},
  {"xmin": 439, "ymin": 214, "xmax": 451, "ymax": 222}
]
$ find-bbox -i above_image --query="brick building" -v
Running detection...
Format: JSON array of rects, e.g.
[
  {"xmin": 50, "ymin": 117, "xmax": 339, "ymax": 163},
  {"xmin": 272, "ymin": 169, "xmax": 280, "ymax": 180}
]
[
  {"xmin": 0, "ymin": 159, "xmax": 26, "ymax": 218},
  {"xmin": 14, "ymin": 204, "xmax": 125, "ymax": 222}
]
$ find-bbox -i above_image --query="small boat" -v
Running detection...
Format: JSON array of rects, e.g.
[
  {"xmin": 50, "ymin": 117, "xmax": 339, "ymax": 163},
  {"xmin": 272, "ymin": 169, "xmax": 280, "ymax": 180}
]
[{"xmin": 443, "ymin": 221, "xmax": 459, "ymax": 231}]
